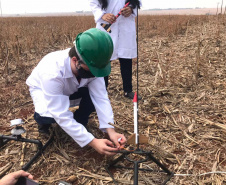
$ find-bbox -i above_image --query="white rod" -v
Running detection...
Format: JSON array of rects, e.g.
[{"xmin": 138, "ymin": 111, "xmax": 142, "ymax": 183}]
[{"xmin": 133, "ymin": 93, "xmax": 138, "ymax": 144}]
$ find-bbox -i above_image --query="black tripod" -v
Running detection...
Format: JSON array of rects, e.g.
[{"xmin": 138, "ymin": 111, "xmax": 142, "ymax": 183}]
[
  {"xmin": 106, "ymin": 149, "xmax": 174, "ymax": 185},
  {"xmin": 0, "ymin": 120, "xmax": 53, "ymax": 171},
  {"xmin": 105, "ymin": 4, "xmax": 174, "ymax": 185}
]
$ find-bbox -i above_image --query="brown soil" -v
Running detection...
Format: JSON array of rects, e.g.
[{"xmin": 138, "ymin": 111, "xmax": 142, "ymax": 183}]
[{"xmin": 0, "ymin": 15, "xmax": 226, "ymax": 184}]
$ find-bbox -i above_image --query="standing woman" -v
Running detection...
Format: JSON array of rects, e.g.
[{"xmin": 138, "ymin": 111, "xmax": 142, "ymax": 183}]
[{"xmin": 89, "ymin": 0, "xmax": 142, "ymax": 100}]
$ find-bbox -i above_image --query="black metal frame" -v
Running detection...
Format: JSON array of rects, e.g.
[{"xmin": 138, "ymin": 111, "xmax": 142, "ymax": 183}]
[
  {"xmin": 0, "ymin": 133, "xmax": 53, "ymax": 171},
  {"xmin": 105, "ymin": 5, "xmax": 174, "ymax": 184},
  {"xmin": 106, "ymin": 148, "xmax": 174, "ymax": 185}
]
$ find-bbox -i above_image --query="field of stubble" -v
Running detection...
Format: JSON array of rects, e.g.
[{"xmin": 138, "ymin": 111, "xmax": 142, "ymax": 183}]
[{"xmin": 0, "ymin": 15, "xmax": 226, "ymax": 184}]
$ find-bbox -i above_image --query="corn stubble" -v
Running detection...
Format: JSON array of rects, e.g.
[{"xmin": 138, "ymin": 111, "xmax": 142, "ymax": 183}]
[{"xmin": 0, "ymin": 15, "xmax": 226, "ymax": 185}]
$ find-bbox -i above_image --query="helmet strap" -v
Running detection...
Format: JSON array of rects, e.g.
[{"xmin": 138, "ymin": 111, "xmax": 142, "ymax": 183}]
[{"xmin": 74, "ymin": 43, "xmax": 86, "ymax": 65}]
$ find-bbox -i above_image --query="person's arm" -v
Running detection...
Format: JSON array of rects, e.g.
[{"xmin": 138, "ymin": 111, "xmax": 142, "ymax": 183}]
[
  {"xmin": 0, "ymin": 170, "xmax": 34, "ymax": 185},
  {"xmin": 88, "ymin": 78, "xmax": 127, "ymax": 148},
  {"xmin": 122, "ymin": 0, "xmax": 142, "ymax": 17},
  {"xmin": 88, "ymin": 78, "xmax": 114, "ymax": 130},
  {"xmin": 40, "ymin": 74, "xmax": 95, "ymax": 147},
  {"xmin": 102, "ymin": 13, "xmax": 116, "ymax": 24},
  {"xmin": 106, "ymin": 128, "xmax": 126, "ymax": 148},
  {"xmin": 88, "ymin": 138, "xmax": 119, "ymax": 155},
  {"xmin": 121, "ymin": 6, "xmax": 133, "ymax": 17},
  {"xmin": 88, "ymin": 0, "xmax": 106, "ymax": 22},
  {"xmin": 40, "ymin": 74, "xmax": 123, "ymax": 155}
]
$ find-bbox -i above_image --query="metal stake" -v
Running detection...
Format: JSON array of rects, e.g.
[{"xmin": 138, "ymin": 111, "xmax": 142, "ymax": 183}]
[{"xmin": 106, "ymin": 4, "xmax": 174, "ymax": 185}]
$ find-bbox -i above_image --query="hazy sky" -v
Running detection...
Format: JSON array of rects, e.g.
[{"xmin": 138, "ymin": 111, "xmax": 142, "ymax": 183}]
[{"xmin": 0, "ymin": 0, "xmax": 224, "ymax": 14}]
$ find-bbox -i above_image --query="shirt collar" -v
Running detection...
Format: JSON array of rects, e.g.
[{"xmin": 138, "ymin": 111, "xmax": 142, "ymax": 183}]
[{"xmin": 63, "ymin": 55, "xmax": 74, "ymax": 78}]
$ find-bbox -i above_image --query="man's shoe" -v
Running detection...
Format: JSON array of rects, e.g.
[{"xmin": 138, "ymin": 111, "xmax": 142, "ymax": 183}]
[
  {"xmin": 124, "ymin": 92, "xmax": 142, "ymax": 100},
  {"xmin": 38, "ymin": 124, "xmax": 51, "ymax": 135}
]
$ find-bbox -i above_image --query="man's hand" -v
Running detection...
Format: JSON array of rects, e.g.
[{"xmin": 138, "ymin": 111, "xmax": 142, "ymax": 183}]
[
  {"xmin": 106, "ymin": 128, "xmax": 127, "ymax": 149},
  {"xmin": 0, "ymin": 170, "xmax": 34, "ymax": 185},
  {"xmin": 121, "ymin": 7, "xmax": 133, "ymax": 17},
  {"xmin": 88, "ymin": 138, "xmax": 119, "ymax": 155},
  {"xmin": 102, "ymin": 13, "xmax": 116, "ymax": 24}
]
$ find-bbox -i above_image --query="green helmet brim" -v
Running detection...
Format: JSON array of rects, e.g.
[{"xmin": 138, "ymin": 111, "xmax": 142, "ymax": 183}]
[{"xmin": 87, "ymin": 60, "xmax": 111, "ymax": 77}]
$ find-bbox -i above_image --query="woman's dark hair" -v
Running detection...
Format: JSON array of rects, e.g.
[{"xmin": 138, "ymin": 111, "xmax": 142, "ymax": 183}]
[
  {"xmin": 98, "ymin": 0, "xmax": 108, "ymax": 10},
  {"xmin": 98, "ymin": 0, "xmax": 140, "ymax": 10},
  {"xmin": 126, "ymin": 0, "xmax": 141, "ymax": 9}
]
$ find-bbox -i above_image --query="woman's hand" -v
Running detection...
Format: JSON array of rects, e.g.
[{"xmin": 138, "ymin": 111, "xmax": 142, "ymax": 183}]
[
  {"xmin": 121, "ymin": 7, "xmax": 133, "ymax": 17},
  {"xmin": 102, "ymin": 13, "xmax": 116, "ymax": 24}
]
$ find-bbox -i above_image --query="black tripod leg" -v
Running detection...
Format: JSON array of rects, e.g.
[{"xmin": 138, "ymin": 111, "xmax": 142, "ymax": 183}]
[
  {"xmin": 148, "ymin": 152, "xmax": 174, "ymax": 185},
  {"xmin": 22, "ymin": 135, "xmax": 54, "ymax": 171},
  {"xmin": 108, "ymin": 153, "xmax": 125, "ymax": 167},
  {"xmin": 0, "ymin": 135, "xmax": 14, "ymax": 147},
  {"xmin": 162, "ymin": 173, "xmax": 174, "ymax": 185},
  {"xmin": 42, "ymin": 134, "xmax": 54, "ymax": 151},
  {"xmin": 105, "ymin": 154, "xmax": 126, "ymax": 185},
  {"xmin": 0, "ymin": 138, "xmax": 10, "ymax": 147},
  {"xmin": 22, "ymin": 149, "xmax": 42, "ymax": 171},
  {"xmin": 105, "ymin": 166, "xmax": 118, "ymax": 185},
  {"xmin": 148, "ymin": 153, "xmax": 172, "ymax": 175},
  {"xmin": 134, "ymin": 161, "xmax": 139, "ymax": 185}
]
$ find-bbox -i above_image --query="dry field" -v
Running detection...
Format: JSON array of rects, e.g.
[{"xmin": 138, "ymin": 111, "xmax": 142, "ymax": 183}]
[
  {"xmin": 140, "ymin": 8, "xmax": 219, "ymax": 15},
  {"xmin": 0, "ymin": 15, "xmax": 226, "ymax": 184}
]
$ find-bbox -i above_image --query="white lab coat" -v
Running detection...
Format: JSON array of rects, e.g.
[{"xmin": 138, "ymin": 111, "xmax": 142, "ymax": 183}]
[
  {"xmin": 26, "ymin": 48, "xmax": 114, "ymax": 147},
  {"xmin": 89, "ymin": 0, "xmax": 138, "ymax": 60}
]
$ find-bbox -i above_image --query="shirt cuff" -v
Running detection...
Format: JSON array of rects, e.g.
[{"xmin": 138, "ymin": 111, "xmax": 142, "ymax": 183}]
[
  {"xmin": 78, "ymin": 132, "xmax": 95, "ymax": 148},
  {"xmin": 94, "ymin": 10, "xmax": 106, "ymax": 22}
]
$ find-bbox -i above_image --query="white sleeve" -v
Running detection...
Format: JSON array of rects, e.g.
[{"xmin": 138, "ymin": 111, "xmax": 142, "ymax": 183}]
[
  {"xmin": 40, "ymin": 74, "xmax": 94, "ymax": 147},
  {"xmin": 88, "ymin": 0, "xmax": 106, "ymax": 22},
  {"xmin": 88, "ymin": 77, "xmax": 114, "ymax": 131}
]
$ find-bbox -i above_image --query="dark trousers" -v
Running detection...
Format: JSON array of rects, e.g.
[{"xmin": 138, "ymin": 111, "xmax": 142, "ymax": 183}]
[
  {"xmin": 104, "ymin": 58, "xmax": 132, "ymax": 93},
  {"xmin": 34, "ymin": 87, "xmax": 95, "ymax": 129},
  {"xmin": 72, "ymin": 87, "xmax": 95, "ymax": 127},
  {"xmin": 34, "ymin": 112, "xmax": 56, "ymax": 132}
]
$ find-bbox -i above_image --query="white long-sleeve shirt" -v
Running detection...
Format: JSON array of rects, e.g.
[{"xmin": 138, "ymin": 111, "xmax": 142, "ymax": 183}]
[
  {"xmin": 26, "ymin": 48, "xmax": 114, "ymax": 147},
  {"xmin": 89, "ymin": 0, "xmax": 139, "ymax": 60}
]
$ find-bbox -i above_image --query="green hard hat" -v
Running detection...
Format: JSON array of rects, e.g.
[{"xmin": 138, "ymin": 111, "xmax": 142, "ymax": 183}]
[{"xmin": 74, "ymin": 28, "xmax": 113, "ymax": 77}]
